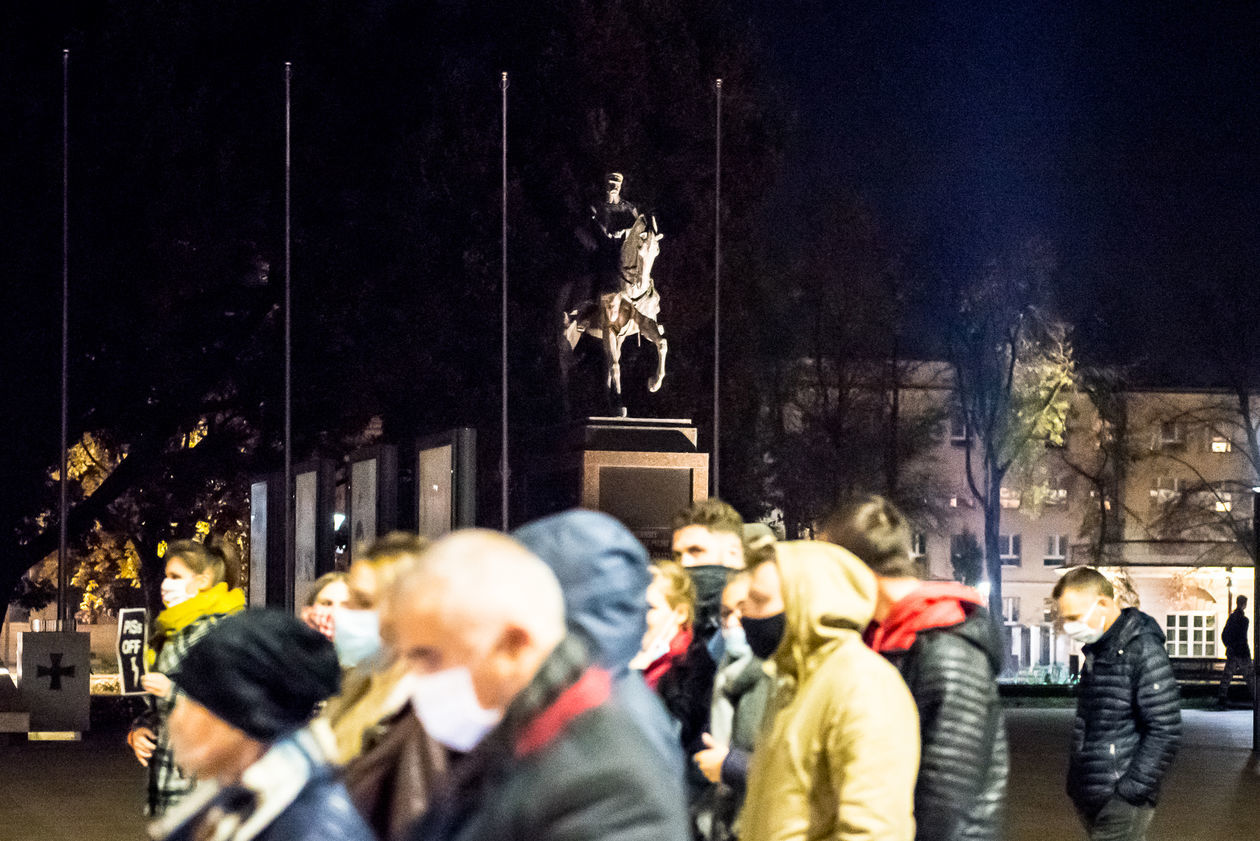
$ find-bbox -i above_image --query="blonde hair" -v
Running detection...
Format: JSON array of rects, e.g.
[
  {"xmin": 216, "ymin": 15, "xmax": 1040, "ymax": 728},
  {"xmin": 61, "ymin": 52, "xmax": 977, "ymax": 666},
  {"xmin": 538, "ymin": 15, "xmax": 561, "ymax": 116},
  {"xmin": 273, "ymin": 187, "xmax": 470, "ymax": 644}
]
[
  {"xmin": 650, "ymin": 560, "xmax": 696, "ymax": 628},
  {"xmin": 166, "ymin": 538, "xmax": 239, "ymax": 590},
  {"xmin": 304, "ymin": 571, "xmax": 349, "ymax": 607}
]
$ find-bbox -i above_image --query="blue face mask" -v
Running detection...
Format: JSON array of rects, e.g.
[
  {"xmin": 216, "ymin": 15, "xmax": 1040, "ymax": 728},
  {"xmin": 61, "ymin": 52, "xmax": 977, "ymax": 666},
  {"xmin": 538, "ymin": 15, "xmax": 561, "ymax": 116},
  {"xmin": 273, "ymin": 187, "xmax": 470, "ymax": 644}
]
[
  {"xmin": 332, "ymin": 608, "xmax": 382, "ymax": 669},
  {"xmin": 721, "ymin": 624, "xmax": 751, "ymax": 660}
]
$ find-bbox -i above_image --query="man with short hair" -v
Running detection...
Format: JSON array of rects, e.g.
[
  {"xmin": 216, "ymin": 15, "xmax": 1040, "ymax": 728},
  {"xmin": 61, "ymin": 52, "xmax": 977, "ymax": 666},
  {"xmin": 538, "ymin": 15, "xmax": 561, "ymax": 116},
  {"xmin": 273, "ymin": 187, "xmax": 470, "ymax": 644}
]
[
  {"xmin": 1218, "ymin": 594, "xmax": 1255, "ymax": 706},
  {"xmin": 1053, "ymin": 567, "xmax": 1181, "ymax": 841},
  {"xmin": 822, "ymin": 494, "xmax": 1007, "ymax": 841},
  {"xmin": 672, "ymin": 499, "xmax": 747, "ymax": 657},
  {"xmin": 672, "ymin": 499, "xmax": 746, "ymax": 570},
  {"xmin": 387, "ymin": 530, "xmax": 688, "ymax": 841}
]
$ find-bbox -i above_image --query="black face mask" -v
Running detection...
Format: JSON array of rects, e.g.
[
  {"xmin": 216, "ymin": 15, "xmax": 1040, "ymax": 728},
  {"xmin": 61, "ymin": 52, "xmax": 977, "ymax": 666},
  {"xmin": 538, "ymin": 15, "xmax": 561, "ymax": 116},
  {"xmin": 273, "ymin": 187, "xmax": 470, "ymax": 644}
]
[{"xmin": 741, "ymin": 612, "xmax": 786, "ymax": 660}]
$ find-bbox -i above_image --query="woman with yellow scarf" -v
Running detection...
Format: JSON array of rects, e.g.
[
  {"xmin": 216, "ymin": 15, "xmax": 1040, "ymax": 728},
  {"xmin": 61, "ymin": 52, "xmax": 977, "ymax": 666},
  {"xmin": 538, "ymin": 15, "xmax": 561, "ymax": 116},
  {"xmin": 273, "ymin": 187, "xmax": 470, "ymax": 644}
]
[{"xmin": 126, "ymin": 539, "xmax": 246, "ymax": 816}]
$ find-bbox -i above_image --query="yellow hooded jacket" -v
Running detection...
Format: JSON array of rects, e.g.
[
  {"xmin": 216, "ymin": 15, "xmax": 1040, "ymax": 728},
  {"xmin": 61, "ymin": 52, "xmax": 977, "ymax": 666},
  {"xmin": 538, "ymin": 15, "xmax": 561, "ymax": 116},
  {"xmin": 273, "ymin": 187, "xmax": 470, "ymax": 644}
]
[{"xmin": 741, "ymin": 542, "xmax": 920, "ymax": 841}]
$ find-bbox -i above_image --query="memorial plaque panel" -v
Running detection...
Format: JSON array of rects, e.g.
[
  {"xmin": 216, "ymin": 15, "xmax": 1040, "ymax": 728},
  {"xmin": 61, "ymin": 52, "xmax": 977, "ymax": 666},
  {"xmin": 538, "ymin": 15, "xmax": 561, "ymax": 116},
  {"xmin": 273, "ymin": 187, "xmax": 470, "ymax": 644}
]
[{"xmin": 18, "ymin": 631, "xmax": 91, "ymax": 732}]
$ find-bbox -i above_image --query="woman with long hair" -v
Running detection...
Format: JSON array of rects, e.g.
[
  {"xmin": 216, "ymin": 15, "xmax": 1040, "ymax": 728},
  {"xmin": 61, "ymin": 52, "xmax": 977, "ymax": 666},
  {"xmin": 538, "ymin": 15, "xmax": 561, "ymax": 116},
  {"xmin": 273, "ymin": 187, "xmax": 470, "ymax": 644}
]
[{"xmin": 126, "ymin": 538, "xmax": 246, "ymax": 816}]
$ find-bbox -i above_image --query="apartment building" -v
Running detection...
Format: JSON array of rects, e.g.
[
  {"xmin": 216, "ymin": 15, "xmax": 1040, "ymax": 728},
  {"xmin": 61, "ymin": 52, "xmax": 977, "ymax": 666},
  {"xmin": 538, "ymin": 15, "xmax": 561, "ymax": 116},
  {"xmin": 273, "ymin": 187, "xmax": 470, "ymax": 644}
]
[{"xmin": 782, "ymin": 360, "xmax": 1257, "ymax": 675}]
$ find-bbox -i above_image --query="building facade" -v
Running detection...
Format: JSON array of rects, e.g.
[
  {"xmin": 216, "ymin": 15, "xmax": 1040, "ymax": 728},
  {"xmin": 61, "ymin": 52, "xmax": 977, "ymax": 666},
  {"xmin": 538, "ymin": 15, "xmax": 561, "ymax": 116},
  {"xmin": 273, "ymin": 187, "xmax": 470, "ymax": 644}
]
[{"xmin": 780, "ymin": 360, "xmax": 1258, "ymax": 676}]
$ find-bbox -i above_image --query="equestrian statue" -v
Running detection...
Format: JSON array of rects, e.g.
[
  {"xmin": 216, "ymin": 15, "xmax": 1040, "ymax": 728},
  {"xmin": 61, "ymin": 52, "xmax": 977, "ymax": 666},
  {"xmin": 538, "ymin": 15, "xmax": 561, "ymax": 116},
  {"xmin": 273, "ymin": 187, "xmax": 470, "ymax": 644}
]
[{"xmin": 561, "ymin": 171, "xmax": 668, "ymax": 417}]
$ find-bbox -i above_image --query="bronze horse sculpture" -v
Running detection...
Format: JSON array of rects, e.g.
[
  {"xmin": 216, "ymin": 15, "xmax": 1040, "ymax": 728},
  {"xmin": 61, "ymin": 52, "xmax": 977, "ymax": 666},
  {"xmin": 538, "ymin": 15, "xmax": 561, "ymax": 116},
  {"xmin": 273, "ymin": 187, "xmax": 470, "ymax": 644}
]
[{"xmin": 561, "ymin": 212, "xmax": 667, "ymax": 417}]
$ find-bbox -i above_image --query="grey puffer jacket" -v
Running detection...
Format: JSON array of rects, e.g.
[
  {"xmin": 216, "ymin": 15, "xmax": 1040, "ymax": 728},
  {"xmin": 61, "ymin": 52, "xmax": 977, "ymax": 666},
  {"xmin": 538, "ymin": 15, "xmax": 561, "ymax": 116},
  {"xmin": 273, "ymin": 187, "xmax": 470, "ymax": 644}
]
[
  {"xmin": 1068, "ymin": 608, "xmax": 1181, "ymax": 813},
  {"xmin": 885, "ymin": 607, "xmax": 1008, "ymax": 841}
]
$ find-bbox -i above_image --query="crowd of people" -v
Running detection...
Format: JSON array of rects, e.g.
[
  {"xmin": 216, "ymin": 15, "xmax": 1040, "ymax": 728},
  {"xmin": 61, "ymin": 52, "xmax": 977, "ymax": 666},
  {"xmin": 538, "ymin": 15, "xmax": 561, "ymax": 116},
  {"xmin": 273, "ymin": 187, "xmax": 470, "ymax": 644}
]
[{"xmin": 127, "ymin": 495, "xmax": 1184, "ymax": 841}]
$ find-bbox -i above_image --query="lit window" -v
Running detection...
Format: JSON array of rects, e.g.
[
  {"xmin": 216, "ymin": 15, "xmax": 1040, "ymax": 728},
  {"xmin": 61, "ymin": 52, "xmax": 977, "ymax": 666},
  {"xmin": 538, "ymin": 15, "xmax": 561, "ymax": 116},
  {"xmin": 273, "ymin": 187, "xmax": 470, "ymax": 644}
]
[
  {"xmin": 1044, "ymin": 534, "xmax": 1068, "ymax": 566},
  {"xmin": 949, "ymin": 412, "xmax": 969, "ymax": 444},
  {"xmin": 1215, "ymin": 492, "xmax": 1233, "ymax": 513},
  {"xmin": 1150, "ymin": 476, "xmax": 1184, "ymax": 503},
  {"xmin": 1211, "ymin": 435, "xmax": 1232, "ymax": 453},
  {"xmin": 910, "ymin": 532, "xmax": 927, "ymax": 559},
  {"xmin": 999, "ymin": 534, "xmax": 1021, "ymax": 566},
  {"xmin": 1002, "ymin": 596, "xmax": 1020, "ymax": 623},
  {"xmin": 1165, "ymin": 612, "xmax": 1216, "ymax": 658}
]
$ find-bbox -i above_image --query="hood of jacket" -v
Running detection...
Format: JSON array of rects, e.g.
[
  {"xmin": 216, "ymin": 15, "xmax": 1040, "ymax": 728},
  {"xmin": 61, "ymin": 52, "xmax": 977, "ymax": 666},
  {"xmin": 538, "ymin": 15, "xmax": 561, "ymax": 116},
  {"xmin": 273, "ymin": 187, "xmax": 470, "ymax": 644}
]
[
  {"xmin": 1085, "ymin": 606, "xmax": 1166, "ymax": 656},
  {"xmin": 771, "ymin": 541, "xmax": 878, "ymax": 682},
  {"xmin": 866, "ymin": 580, "xmax": 990, "ymax": 652},
  {"xmin": 513, "ymin": 509, "xmax": 650, "ymax": 677}
]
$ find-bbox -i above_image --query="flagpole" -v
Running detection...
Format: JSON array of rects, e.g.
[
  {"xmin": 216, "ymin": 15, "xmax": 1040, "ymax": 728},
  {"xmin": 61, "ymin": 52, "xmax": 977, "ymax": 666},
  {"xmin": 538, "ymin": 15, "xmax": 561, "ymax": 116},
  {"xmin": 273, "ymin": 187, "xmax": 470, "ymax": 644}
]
[
  {"xmin": 283, "ymin": 62, "xmax": 294, "ymax": 610},
  {"xmin": 58, "ymin": 48, "xmax": 70, "ymax": 630},
  {"xmin": 712, "ymin": 78, "xmax": 722, "ymax": 499},
  {"xmin": 500, "ymin": 71, "xmax": 510, "ymax": 530}
]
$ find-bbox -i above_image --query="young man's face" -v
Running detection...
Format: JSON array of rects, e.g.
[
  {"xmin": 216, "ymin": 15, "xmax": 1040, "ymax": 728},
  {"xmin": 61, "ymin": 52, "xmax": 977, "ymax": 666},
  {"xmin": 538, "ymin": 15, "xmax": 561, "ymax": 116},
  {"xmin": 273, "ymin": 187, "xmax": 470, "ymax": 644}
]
[
  {"xmin": 743, "ymin": 561, "xmax": 785, "ymax": 620},
  {"xmin": 672, "ymin": 525, "xmax": 744, "ymax": 569}
]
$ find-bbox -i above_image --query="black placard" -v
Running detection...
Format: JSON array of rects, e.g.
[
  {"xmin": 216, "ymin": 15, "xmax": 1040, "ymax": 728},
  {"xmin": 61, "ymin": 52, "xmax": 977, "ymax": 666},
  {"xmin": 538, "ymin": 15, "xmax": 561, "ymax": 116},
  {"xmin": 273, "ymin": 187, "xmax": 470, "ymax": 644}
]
[{"xmin": 117, "ymin": 608, "xmax": 148, "ymax": 696}]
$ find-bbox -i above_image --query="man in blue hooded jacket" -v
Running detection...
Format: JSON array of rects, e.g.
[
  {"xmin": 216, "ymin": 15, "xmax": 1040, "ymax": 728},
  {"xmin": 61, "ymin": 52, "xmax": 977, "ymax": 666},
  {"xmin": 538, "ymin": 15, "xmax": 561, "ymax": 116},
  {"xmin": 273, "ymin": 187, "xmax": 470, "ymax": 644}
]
[{"xmin": 514, "ymin": 509, "xmax": 684, "ymax": 782}]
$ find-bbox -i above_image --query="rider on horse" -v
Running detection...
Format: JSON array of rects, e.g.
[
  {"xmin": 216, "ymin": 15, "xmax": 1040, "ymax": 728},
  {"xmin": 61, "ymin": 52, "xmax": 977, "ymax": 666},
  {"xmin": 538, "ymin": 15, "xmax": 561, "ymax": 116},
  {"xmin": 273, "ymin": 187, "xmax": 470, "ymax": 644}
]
[
  {"xmin": 591, "ymin": 172, "xmax": 640, "ymax": 295},
  {"xmin": 562, "ymin": 171, "xmax": 668, "ymax": 415}
]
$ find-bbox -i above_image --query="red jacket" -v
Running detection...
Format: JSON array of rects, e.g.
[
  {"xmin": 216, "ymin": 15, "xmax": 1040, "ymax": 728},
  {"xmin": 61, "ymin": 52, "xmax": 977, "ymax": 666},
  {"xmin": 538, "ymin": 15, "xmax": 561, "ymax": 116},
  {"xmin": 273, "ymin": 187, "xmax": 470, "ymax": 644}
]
[{"xmin": 642, "ymin": 627, "xmax": 693, "ymax": 690}]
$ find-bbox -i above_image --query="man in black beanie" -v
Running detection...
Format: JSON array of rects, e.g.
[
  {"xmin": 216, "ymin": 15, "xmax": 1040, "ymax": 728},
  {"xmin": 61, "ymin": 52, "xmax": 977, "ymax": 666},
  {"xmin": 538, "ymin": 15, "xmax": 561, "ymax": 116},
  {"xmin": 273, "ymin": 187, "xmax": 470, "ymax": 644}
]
[{"xmin": 150, "ymin": 609, "xmax": 375, "ymax": 841}]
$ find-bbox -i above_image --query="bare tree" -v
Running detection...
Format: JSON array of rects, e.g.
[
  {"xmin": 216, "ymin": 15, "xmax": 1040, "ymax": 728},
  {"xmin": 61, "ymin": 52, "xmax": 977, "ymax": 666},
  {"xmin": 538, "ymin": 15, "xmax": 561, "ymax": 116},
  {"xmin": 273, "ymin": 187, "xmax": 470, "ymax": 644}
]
[{"xmin": 949, "ymin": 238, "xmax": 1076, "ymax": 620}]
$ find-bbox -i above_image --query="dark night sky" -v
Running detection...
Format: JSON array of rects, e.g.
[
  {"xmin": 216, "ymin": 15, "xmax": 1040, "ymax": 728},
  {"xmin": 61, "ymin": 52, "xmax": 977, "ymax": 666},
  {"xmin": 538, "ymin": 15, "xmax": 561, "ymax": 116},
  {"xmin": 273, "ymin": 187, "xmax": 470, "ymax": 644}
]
[
  {"xmin": 748, "ymin": 1, "xmax": 1259, "ymax": 372},
  {"xmin": 3, "ymin": 1, "xmax": 1258, "ymax": 375}
]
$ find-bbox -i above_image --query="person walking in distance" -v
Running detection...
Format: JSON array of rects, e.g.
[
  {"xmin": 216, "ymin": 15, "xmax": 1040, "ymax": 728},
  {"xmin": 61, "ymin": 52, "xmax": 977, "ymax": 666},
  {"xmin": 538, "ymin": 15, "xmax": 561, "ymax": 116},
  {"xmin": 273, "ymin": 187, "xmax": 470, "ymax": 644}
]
[
  {"xmin": 1217, "ymin": 595, "xmax": 1255, "ymax": 707},
  {"xmin": 1053, "ymin": 567, "xmax": 1181, "ymax": 841}
]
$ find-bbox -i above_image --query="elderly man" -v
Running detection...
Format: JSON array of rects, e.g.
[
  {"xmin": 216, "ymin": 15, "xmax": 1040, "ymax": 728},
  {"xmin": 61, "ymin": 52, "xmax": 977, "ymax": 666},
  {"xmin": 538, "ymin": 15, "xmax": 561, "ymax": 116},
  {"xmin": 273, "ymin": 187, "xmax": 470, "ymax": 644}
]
[{"xmin": 387, "ymin": 529, "xmax": 689, "ymax": 841}]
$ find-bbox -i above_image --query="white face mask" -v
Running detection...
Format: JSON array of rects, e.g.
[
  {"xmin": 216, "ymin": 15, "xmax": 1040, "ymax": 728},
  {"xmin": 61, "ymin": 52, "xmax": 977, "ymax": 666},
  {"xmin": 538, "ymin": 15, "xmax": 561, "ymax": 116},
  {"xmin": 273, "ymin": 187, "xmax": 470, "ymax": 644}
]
[
  {"xmin": 161, "ymin": 578, "xmax": 195, "ymax": 608},
  {"xmin": 1063, "ymin": 602, "xmax": 1104, "ymax": 645},
  {"xmin": 722, "ymin": 624, "xmax": 751, "ymax": 660},
  {"xmin": 410, "ymin": 666, "xmax": 503, "ymax": 753},
  {"xmin": 331, "ymin": 608, "xmax": 382, "ymax": 669}
]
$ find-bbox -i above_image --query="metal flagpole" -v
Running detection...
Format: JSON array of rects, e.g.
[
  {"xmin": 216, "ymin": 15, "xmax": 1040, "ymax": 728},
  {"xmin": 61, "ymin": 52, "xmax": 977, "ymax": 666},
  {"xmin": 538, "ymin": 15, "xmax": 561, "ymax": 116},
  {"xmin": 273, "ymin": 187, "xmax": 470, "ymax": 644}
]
[
  {"xmin": 712, "ymin": 78, "xmax": 722, "ymax": 499},
  {"xmin": 58, "ymin": 49, "xmax": 70, "ymax": 630},
  {"xmin": 500, "ymin": 72, "xmax": 510, "ymax": 531},
  {"xmin": 283, "ymin": 62, "xmax": 294, "ymax": 610}
]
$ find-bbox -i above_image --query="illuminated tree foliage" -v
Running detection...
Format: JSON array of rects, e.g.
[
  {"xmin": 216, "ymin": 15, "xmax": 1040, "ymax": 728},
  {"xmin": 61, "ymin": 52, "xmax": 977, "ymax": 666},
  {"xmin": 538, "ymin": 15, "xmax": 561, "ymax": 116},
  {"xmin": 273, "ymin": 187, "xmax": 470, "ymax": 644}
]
[
  {"xmin": 949, "ymin": 237, "xmax": 1076, "ymax": 622},
  {"xmin": 0, "ymin": 0, "xmax": 786, "ymax": 606}
]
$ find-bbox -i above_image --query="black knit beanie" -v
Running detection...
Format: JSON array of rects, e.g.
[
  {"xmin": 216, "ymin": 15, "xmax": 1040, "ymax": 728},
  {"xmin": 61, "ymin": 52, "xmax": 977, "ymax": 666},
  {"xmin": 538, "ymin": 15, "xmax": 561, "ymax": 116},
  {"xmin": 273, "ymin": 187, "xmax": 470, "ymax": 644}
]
[{"xmin": 169, "ymin": 609, "xmax": 341, "ymax": 742}]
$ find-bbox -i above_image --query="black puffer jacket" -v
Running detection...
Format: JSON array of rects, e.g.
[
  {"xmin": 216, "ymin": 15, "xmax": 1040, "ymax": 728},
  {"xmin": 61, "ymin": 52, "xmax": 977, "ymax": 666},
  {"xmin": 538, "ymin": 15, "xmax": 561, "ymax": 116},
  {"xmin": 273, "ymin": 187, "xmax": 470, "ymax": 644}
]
[
  {"xmin": 885, "ymin": 607, "xmax": 1008, "ymax": 841},
  {"xmin": 1067, "ymin": 608, "xmax": 1181, "ymax": 813}
]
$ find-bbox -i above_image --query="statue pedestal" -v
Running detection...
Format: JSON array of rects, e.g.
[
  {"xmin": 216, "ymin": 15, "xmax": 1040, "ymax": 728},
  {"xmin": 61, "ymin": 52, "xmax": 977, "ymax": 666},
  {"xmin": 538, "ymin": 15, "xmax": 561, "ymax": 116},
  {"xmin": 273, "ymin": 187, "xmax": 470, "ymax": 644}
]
[{"xmin": 524, "ymin": 417, "xmax": 709, "ymax": 553}]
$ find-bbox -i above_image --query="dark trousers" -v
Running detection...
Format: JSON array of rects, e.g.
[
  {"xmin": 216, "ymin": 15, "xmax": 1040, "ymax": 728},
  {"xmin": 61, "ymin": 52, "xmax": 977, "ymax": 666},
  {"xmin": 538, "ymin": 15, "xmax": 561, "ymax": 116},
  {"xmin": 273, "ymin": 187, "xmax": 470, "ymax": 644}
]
[
  {"xmin": 1218, "ymin": 654, "xmax": 1256, "ymax": 701},
  {"xmin": 1077, "ymin": 797, "xmax": 1155, "ymax": 841}
]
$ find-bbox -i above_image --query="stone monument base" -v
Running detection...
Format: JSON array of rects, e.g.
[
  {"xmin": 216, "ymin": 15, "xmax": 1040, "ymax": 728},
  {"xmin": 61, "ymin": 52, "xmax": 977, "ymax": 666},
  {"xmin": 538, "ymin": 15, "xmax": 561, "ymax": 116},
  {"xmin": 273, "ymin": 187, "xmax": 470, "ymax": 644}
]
[
  {"xmin": 0, "ymin": 672, "xmax": 30, "ymax": 733},
  {"xmin": 524, "ymin": 417, "xmax": 709, "ymax": 553},
  {"xmin": 18, "ymin": 631, "xmax": 91, "ymax": 733}
]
